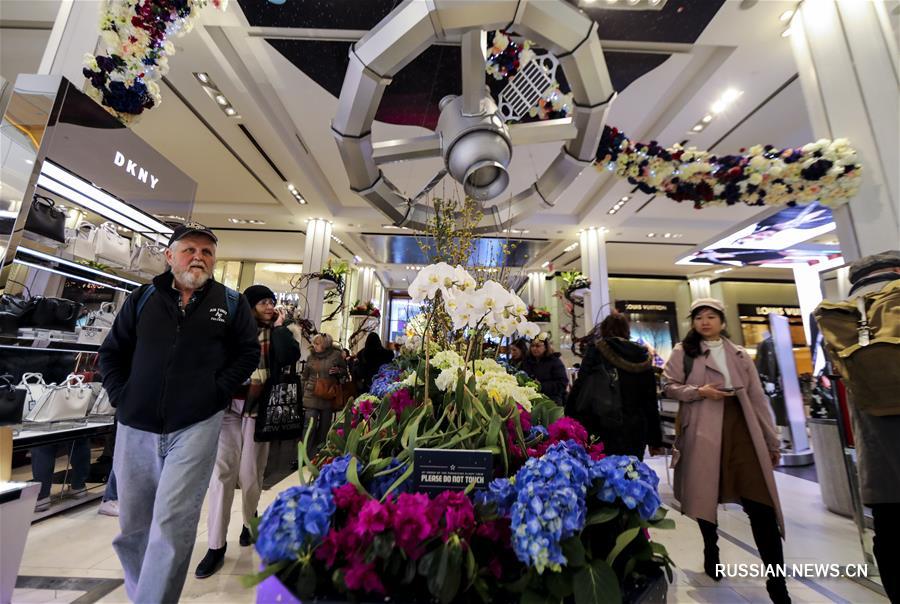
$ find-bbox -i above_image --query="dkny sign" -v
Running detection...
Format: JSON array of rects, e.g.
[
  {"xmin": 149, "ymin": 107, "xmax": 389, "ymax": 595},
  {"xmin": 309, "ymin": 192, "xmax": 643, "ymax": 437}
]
[{"xmin": 113, "ymin": 152, "xmax": 159, "ymax": 189}]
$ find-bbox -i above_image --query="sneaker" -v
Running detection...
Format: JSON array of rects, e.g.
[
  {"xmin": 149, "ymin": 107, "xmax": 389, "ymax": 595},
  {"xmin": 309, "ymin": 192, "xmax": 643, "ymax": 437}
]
[
  {"xmin": 98, "ymin": 499, "xmax": 119, "ymax": 517},
  {"xmin": 70, "ymin": 487, "xmax": 88, "ymax": 499},
  {"xmin": 35, "ymin": 497, "xmax": 50, "ymax": 512},
  {"xmin": 239, "ymin": 525, "xmax": 251, "ymax": 547},
  {"xmin": 194, "ymin": 547, "xmax": 226, "ymax": 579}
]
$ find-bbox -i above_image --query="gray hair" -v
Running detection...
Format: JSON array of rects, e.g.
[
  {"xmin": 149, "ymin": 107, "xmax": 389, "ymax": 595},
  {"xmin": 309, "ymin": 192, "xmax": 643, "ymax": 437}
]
[{"xmin": 313, "ymin": 333, "xmax": 333, "ymax": 348}]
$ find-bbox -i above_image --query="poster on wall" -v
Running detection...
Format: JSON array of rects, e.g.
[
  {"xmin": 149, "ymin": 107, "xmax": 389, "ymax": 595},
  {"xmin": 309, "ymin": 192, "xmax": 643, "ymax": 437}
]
[{"xmin": 614, "ymin": 301, "xmax": 678, "ymax": 366}]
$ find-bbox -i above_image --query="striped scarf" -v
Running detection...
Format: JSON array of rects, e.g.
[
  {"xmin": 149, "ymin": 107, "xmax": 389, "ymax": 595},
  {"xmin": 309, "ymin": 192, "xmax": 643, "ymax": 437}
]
[{"xmin": 236, "ymin": 324, "xmax": 270, "ymax": 415}]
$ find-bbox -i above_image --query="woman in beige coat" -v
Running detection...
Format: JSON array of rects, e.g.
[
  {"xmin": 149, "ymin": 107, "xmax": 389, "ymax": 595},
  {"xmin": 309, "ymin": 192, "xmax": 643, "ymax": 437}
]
[
  {"xmin": 302, "ymin": 333, "xmax": 347, "ymax": 455},
  {"xmin": 664, "ymin": 298, "xmax": 789, "ymax": 604}
]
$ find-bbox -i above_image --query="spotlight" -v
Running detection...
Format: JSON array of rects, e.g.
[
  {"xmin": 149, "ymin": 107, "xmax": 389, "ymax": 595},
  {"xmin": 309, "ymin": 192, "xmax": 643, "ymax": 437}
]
[
  {"xmin": 779, "ymin": 9, "xmax": 794, "ymax": 22},
  {"xmin": 692, "ymin": 124, "xmax": 704, "ymax": 132},
  {"xmin": 781, "ymin": 27, "xmax": 793, "ymax": 37},
  {"xmin": 215, "ymin": 94, "xmax": 228, "ymax": 106},
  {"xmin": 702, "ymin": 114, "xmax": 713, "ymax": 123},
  {"xmin": 224, "ymin": 107, "xmax": 237, "ymax": 116},
  {"xmin": 195, "ymin": 72, "xmax": 210, "ymax": 84},
  {"xmin": 711, "ymin": 100, "xmax": 726, "ymax": 114}
]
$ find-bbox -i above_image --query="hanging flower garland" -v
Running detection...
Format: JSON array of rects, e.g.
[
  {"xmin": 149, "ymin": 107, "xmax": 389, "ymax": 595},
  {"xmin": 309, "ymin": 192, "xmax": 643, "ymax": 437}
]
[
  {"xmin": 486, "ymin": 31, "xmax": 574, "ymax": 121},
  {"xmin": 83, "ymin": 0, "xmax": 228, "ymax": 125},
  {"xmin": 594, "ymin": 126, "xmax": 862, "ymax": 209}
]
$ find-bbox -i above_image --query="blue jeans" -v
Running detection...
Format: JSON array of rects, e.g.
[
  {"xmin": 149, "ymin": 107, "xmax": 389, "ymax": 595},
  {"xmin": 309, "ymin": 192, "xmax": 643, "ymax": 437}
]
[
  {"xmin": 104, "ymin": 468, "xmax": 117, "ymax": 502},
  {"xmin": 112, "ymin": 411, "xmax": 224, "ymax": 603}
]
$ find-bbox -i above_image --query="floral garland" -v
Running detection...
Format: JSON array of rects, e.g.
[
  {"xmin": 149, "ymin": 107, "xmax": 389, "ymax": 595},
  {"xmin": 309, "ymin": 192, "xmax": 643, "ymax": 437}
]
[
  {"xmin": 486, "ymin": 31, "xmax": 573, "ymax": 121},
  {"xmin": 595, "ymin": 126, "xmax": 862, "ymax": 209},
  {"xmin": 83, "ymin": 0, "xmax": 227, "ymax": 124}
]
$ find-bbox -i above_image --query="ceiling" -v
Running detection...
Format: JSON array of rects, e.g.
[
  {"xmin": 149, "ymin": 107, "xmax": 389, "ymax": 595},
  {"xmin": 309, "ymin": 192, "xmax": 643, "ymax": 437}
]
[{"xmin": 3, "ymin": 0, "xmax": 821, "ymax": 289}]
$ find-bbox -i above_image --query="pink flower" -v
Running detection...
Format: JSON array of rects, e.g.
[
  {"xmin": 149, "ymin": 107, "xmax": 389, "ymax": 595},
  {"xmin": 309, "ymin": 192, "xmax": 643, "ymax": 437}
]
[
  {"xmin": 506, "ymin": 405, "xmax": 532, "ymax": 435},
  {"xmin": 392, "ymin": 493, "xmax": 435, "ymax": 559},
  {"xmin": 351, "ymin": 398, "xmax": 376, "ymax": 428},
  {"xmin": 336, "ymin": 428, "xmax": 345, "ymax": 438},
  {"xmin": 488, "ymin": 556, "xmax": 504, "ymax": 579},
  {"xmin": 588, "ymin": 442, "xmax": 606, "ymax": 460},
  {"xmin": 316, "ymin": 529, "xmax": 341, "ymax": 567},
  {"xmin": 429, "ymin": 491, "xmax": 475, "ymax": 541},
  {"xmin": 548, "ymin": 417, "xmax": 589, "ymax": 445},
  {"xmin": 475, "ymin": 518, "xmax": 511, "ymax": 544},
  {"xmin": 332, "ymin": 484, "xmax": 366, "ymax": 514},
  {"xmin": 354, "ymin": 499, "xmax": 391, "ymax": 537},
  {"xmin": 389, "ymin": 388, "xmax": 416, "ymax": 416},
  {"xmin": 343, "ymin": 555, "xmax": 385, "ymax": 595}
]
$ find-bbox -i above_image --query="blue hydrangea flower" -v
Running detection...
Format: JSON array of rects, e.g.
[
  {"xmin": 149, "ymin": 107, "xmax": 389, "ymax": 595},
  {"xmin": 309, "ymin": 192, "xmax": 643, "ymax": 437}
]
[
  {"xmin": 315, "ymin": 454, "xmax": 354, "ymax": 492},
  {"xmin": 475, "ymin": 478, "xmax": 517, "ymax": 516},
  {"xmin": 526, "ymin": 426, "xmax": 549, "ymax": 441},
  {"xmin": 255, "ymin": 485, "xmax": 335, "ymax": 564},
  {"xmin": 590, "ymin": 454, "xmax": 661, "ymax": 520},
  {"xmin": 370, "ymin": 365, "xmax": 403, "ymax": 397},
  {"xmin": 367, "ymin": 458, "xmax": 412, "ymax": 500}
]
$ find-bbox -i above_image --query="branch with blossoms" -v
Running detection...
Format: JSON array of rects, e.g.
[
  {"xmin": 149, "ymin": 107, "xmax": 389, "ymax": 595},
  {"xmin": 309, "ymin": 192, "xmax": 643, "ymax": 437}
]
[
  {"xmin": 83, "ymin": 0, "xmax": 227, "ymax": 124},
  {"xmin": 595, "ymin": 126, "xmax": 862, "ymax": 209}
]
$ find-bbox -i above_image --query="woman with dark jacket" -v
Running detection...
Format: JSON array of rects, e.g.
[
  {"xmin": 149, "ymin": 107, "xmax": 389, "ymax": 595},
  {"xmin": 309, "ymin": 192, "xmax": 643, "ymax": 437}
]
[
  {"xmin": 198, "ymin": 285, "xmax": 301, "ymax": 578},
  {"xmin": 522, "ymin": 334, "xmax": 569, "ymax": 405},
  {"xmin": 508, "ymin": 338, "xmax": 528, "ymax": 371},
  {"xmin": 355, "ymin": 333, "xmax": 394, "ymax": 393},
  {"xmin": 566, "ymin": 313, "xmax": 664, "ymax": 460}
]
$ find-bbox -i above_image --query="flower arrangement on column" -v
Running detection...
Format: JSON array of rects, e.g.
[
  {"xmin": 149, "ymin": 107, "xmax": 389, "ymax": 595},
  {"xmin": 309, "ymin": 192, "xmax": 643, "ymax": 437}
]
[
  {"xmin": 525, "ymin": 305, "xmax": 552, "ymax": 323},
  {"xmin": 83, "ymin": 0, "xmax": 228, "ymax": 124},
  {"xmin": 348, "ymin": 300, "xmax": 381, "ymax": 318},
  {"xmin": 595, "ymin": 126, "xmax": 862, "ymax": 209},
  {"xmin": 248, "ymin": 261, "xmax": 674, "ymax": 604}
]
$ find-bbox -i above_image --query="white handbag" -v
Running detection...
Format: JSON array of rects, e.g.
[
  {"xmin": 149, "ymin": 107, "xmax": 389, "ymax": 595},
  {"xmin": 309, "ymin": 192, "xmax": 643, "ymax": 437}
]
[
  {"xmin": 24, "ymin": 374, "xmax": 96, "ymax": 422},
  {"xmin": 130, "ymin": 241, "xmax": 167, "ymax": 275},
  {"xmin": 64, "ymin": 221, "xmax": 98, "ymax": 261},
  {"xmin": 89, "ymin": 387, "xmax": 114, "ymax": 416},
  {"xmin": 94, "ymin": 222, "xmax": 131, "ymax": 268},
  {"xmin": 19, "ymin": 373, "xmax": 50, "ymax": 414},
  {"xmin": 89, "ymin": 302, "xmax": 117, "ymax": 329}
]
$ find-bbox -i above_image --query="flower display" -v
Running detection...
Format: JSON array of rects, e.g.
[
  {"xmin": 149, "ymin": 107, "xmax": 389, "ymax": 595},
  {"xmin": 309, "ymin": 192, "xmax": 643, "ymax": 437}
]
[
  {"xmin": 592, "ymin": 455, "xmax": 662, "ymax": 521},
  {"xmin": 525, "ymin": 306, "xmax": 551, "ymax": 322},
  {"xmin": 255, "ymin": 485, "xmax": 335, "ymax": 564},
  {"xmin": 83, "ymin": 0, "xmax": 227, "ymax": 124},
  {"xmin": 369, "ymin": 364, "xmax": 404, "ymax": 398},
  {"xmin": 595, "ymin": 126, "xmax": 862, "ymax": 209},
  {"xmin": 349, "ymin": 300, "xmax": 380, "ymax": 317}
]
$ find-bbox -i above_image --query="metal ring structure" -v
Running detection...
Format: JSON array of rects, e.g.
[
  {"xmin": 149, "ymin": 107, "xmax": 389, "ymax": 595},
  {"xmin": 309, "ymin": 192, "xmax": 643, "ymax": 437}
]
[{"xmin": 331, "ymin": 0, "xmax": 616, "ymax": 234}]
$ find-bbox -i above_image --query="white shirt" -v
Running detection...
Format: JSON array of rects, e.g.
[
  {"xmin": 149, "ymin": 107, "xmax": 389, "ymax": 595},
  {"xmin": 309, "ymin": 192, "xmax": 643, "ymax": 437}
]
[{"xmin": 705, "ymin": 339, "xmax": 733, "ymax": 389}]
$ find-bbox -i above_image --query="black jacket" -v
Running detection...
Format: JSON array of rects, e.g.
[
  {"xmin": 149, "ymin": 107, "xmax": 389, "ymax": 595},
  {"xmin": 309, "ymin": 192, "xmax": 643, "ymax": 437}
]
[
  {"xmin": 355, "ymin": 345, "xmax": 394, "ymax": 393},
  {"xmin": 238, "ymin": 324, "xmax": 302, "ymax": 415},
  {"xmin": 566, "ymin": 337, "xmax": 663, "ymax": 458},
  {"xmin": 98, "ymin": 273, "xmax": 260, "ymax": 433},
  {"xmin": 522, "ymin": 353, "xmax": 569, "ymax": 405}
]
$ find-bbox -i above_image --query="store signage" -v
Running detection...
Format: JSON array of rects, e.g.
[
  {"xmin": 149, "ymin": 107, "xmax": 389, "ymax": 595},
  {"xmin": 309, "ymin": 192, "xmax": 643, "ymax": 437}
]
[
  {"xmin": 616, "ymin": 301, "xmax": 677, "ymax": 313},
  {"xmin": 113, "ymin": 151, "xmax": 159, "ymax": 189},
  {"xmin": 413, "ymin": 448, "xmax": 492, "ymax": 493},
  {"xmin": 738, "ymin": 304, "xmax": 801, "ymax": 318}
]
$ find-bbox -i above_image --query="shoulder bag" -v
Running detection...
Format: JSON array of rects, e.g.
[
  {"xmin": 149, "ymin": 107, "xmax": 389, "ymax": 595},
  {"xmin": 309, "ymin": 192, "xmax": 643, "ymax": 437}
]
[
  {"xmin": 254, "ymin": 363, "xmax": 305, "ymax": 442},
  {"xmin": 30, "ymin": 297, "xmax": 83, "ymax": 331},
  {"xmin": 94, "ymin": 222, "xmax": 132, "ymax": 268},
  {"xmin": 24, "ymin": 373, "xmax": 96, "ymax": 422},
  {"xmin": 19, "ymin": 373, "xmax": 50, "ymax": 414},
  {"xmin": 0, "ymin": 374, "xmax": 26, "ymax": 425},
  {"xmin": 89, "ymin": 387, "xmax": 114, "ymax": 416},
  {"xmin": 25, "ymin": 196, "xmax": 66, "ymax": 243},
  {"xmin": 130, "ymin": 241, "xmax": 168, "ymax": 275},
  {"xmin": 65, "ymin": 221, "xmax": 98, "ymax": 260}
]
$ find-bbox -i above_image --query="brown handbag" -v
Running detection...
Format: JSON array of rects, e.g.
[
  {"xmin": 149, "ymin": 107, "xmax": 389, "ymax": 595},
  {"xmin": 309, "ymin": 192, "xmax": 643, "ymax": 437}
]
[{"xmin": 313, "ymin": 376, "xmax": 340, "ymax": 401}]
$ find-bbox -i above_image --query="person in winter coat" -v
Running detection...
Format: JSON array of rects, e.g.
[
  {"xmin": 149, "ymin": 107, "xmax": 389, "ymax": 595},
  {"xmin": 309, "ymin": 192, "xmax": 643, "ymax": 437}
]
[
  {"xmin": 302, "ymin": 333, "xmax": 347, "ymax": 453},
  {"xmin": 523, "ymin": 333, "xmax": 569, "ymax": 405},
  {"xmin": 567, "ymin": 313, "xmax": 664, "ymax": 459},
  {"xmin": 355, "ymin": 333, "xmax": 394, "ymax": 393},
  {"xmin": 196, "ymin": 285, "xmax": 301, "ymax": 578},
  {"xmin": 508, "ymin": 338, "xmax": 528, "ymax": 371},
  {"xmin": 664, "ymin": 298, "xmax": 788, "ymax": 604}
]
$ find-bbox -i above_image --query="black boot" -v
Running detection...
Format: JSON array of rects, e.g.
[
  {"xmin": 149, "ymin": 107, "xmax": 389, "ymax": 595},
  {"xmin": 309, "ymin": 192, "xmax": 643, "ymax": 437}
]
[
  {"xmin": 195, "ymin": 546, "xmax": 226, "ymax": 579},
  {"xmin": 743, "ymin": 499, "xmax": 790, "ymax": 604},
  {"xmin": 698, "ymin": 519, "xmax": 722, "ymax": 581},
  {"xmin": 239, "ymin": 525, "xmax": 252, "ymax": 547}
]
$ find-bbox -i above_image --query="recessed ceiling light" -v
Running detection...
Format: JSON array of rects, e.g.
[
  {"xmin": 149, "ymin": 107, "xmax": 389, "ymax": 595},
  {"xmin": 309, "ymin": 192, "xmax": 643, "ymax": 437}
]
[
  {"xmin": 607, "ymin": 209, "xmax": 617, "ymax": 215},
  {"xmin": 781, "ymin": 27, "xmax": 793, "ymax": 37},
  {"xmin": 721, "ymin": 88, "xmax": 742, "ymax": 104},
  {"xmin": 711, "ymin": 100, "xmax": 726, "ymax": 114},
  {"xmin": 702, "ymin": 114, "xmax": 713, "ymax": 123},
  {"xmin": 619, "ymin": 196, "xmax": 630, "ymax": 202},
  {"xmin": 215, "ymin": 94, "xmax": 228, "ymax": 106},
  {"xmin": 647, "ymin": 233, "xmax": 656, "ymax": 238},
  {"xmin": 195, "ymin": 72, "xmax": 210, "ymax": 84},
  {"xmin": 541, "ymin": 261, "xmax": 550, "ymax": 268},
  {"xmin": 692, "ymin": 124, "xmax": 704, "ymax": 132},
  {"xmin": 779, "ymin": 9, "xmax": 794, "ymax": 22},
  {"xmin": 287, "ymin": 183, "xmax": 296, "ymax": 191},
  {"xmin": 563, "ymin": 242, "xmax": 579, "ymax": 252},
  {"xmin": 627, "ymin": 0, "xmax": 640, "ymax": 4},
  {"xmin": 224, "ymin": 107, "xmax": 237, "ymax": 116}
]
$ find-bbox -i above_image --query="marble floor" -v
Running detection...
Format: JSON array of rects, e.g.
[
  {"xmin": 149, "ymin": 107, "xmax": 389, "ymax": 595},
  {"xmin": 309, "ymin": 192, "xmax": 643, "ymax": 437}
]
[{"xmin": 12, "ymin": 458, "xmax": 889, "ymax": 604}]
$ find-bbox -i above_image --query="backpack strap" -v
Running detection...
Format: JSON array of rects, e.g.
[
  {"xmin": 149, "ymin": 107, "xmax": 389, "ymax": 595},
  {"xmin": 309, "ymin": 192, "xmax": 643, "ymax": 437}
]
[
  {"xmin": 135, "ymin": 284, "xmax": 157, "ymax": 318},
  {"xmin": 683, "ymin": 353, "xmax": 694, "ymax": 382},
  {"xmin": 224, "ymin": 287, "xmax": 239, "ymax": 325}
]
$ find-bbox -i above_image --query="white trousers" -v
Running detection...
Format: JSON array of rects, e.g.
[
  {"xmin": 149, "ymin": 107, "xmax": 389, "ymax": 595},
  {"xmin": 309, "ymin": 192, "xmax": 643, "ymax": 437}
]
[{"xmin": 206, "ymin": 402, "xmax": 269, "ymax": 549}]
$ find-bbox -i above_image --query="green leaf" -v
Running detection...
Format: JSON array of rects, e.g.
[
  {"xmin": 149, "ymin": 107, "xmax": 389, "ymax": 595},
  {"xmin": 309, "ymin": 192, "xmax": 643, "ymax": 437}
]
[
  {"xmin": 606, "ymin": 526, "xmax": 641, "ymax": 566},
  {"xmin": 573, "ymin": 559, "xmax": 621, "ymax": 604},
  {"xmin": 585, "ymin": 507, "xmax": 620, "ymax": 526},
  {"xmin": 346, "ymin": 426, "xmax": 361, "ymax": 456},
  {"xmin": 486, "ymin": 413, "xmax": 502, "ymax": 451},
  {"xmin": 240, "ymin": 560, "xmax": 288, "ymax": 588},
  {"xmin": 651, "ymin": 518, "xmax": 676, "ymax": 530},
  {"xmin": 345, "ymin": 455, "xmax": 369, "ymax": 497},
  {"xmin": 465, "ymin": 545, "xmax": 477, "ymax": 583},
  {"xmin": 439, "ymin": 544, "xmax": 463, "ymax": 603},
  {"xmin": 373, "ymin": 534, "xmax": 395, "ymax": 559},
  {"xmin": 295, "ymin": 561, "xmax": 317, "ymax": 599},
  {"xmin": 521, "ymin": 590, "xmax": 559, "ymax": 604},
  {"xmin": 561, "ymin": 537, "xmax": 586, "ymax": 567},
  {"xmin": 503, "ymin": 569, "xmax": 533, "ymax": 593},
  {"xmin": 545, "ymin": 570, "xmax": 574, "ymax": 598}
]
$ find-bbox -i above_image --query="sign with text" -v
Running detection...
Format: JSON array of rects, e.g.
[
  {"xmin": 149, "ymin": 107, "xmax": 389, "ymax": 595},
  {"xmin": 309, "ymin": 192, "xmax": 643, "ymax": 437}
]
[
  {"xmin": 413, "ymin": 448, "xmax": 492, "ymax": 493},
  {"xmin": 738, "ymin": 304, "xmax": 802, "ymax": 319}
]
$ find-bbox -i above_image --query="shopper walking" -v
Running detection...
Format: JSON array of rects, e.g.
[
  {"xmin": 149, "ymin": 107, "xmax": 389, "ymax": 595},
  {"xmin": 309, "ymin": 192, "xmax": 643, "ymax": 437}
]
[
  {"xmin": 98, "ymin": 225, "xmax": 259, "ymax": 603},
  {"xmin": 567, "ymin": 313, "xmax": 664, "ymax": 459},
  {"xmin": 815, "ymin": 251, "xmax": 900, "ymax": 604},
  {"xmin": 302, "ymin": 333, "xmax": 347, "ymax": 453},
  {"xmin": 522, "ymin": 333, "xmax": 569, "ymax": 405},
  {"xmin": 354, "ymin": 332, "xmax": 393, "ymax": 393},
  {"xmin": 196, "ymin": 285, "xmax": 300, "ymax": 579},
  {"xmin": 664, "ymin": 298, "xmax": 788, "ymax": 604}
]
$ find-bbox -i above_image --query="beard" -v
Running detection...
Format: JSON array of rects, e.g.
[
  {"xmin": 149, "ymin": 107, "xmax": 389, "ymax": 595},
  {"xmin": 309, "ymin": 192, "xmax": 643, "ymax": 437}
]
[{"xmin": 172, "ymin": 266, "xmax": 210, "ymax": 290}]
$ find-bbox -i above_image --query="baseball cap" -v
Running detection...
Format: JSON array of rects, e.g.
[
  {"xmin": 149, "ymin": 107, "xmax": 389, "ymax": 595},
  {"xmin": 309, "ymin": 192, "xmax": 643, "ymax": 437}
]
[
  {"xmin": 167, "ymin": 223, "xmax": 218, "ymax": 247},
  {"xmin": 690, "ymin": 298, "xmax": 726, "ymax": 314}
]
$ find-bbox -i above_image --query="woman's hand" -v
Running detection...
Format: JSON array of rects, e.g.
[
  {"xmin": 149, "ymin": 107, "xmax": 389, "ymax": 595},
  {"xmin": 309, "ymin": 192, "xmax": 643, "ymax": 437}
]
[
  {"xmin": 328, "ymin": 366, "xmax": 342, "ymax": 375},
  {"xmin": 698, "ymin": 384, "xmax": 730, "ymax": 400},
  {"xmin": 273, "ymin": 308, "xmax": 285, "ymax": 327},
  {"xmin": 769, "ymin": 449, "xmax": 781, "ymax": 467}
]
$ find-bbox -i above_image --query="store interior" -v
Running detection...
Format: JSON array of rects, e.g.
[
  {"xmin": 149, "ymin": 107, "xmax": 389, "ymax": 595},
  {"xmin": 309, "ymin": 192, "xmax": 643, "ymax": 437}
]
[{"xmin": 0, "ymin": 0, "xmax": 897, "ymax": 602}]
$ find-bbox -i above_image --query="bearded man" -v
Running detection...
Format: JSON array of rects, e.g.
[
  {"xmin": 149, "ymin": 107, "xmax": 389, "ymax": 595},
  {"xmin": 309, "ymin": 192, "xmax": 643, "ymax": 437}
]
[{"xmin": 99, "ymin": 224, "xmax": 259, "ymax": 602}]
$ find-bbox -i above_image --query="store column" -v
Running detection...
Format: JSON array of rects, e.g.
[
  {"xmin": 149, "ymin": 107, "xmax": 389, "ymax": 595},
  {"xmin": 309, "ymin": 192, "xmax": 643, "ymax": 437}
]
[
  {"xmin": 527, "ymin": 272, "xmax": 544, "ymax": 308},
  {"xmin": 358, "ymin": 267, "xmax": 375, "ymax": 305},
  {"xmin": 579, "ymin": 227, "xmax": 611, "ymax": 331},
  {"xmin": 38, "ymin": 0, "xmax": 103, "ymax": 83},
  {"xmin": 688, "ymin": 277, "xmax": 712, "ymax": 300},
  {"xmin": 303, "ymin": 218, "xmax": 332, "ymax": 329},
  {"xmin": 788, "ymin": 0, "xmax": 899, "ymax": 260}
]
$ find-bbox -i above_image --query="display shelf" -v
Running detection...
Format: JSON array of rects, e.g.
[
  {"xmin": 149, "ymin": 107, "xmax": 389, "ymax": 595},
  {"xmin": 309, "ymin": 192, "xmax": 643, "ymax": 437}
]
[
  {"xmin": 12, "ymin": 421, "xmax": 113, "ymax": 450},
  {"xmin": 15, "ymin": 239, "xmax": 148, "ymax": 293},
  {"xmin": 0, "ymin": 336, "xmax": 100, "ymax": 354}
]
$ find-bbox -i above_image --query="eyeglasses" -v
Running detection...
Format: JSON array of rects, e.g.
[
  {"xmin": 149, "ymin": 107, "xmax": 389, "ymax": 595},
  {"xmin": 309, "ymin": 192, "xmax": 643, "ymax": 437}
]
[{"xmin": 256, "ymin": 299, "xmax": 276, "ymax": 307}]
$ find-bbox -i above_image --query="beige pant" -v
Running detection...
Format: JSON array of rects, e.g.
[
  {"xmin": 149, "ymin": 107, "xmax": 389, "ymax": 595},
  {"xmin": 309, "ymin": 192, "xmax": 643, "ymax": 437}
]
[{"xmin": 206, "ymin": 401, "xmax": 269, "ymax": 549}]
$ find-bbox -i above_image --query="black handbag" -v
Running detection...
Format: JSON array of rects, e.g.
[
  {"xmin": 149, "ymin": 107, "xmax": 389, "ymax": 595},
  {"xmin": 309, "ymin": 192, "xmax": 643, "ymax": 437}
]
[
  {"xmin": 0, "ymin": 374, "xmax": 26, "ymax": 425},
  {"xmin": 0, "ymin": 290, "xmax": 36, "ymax": 335},
  {"xmin": 29, "ymin": 297, "xmax": 84, "ymax": 331},
  {"xmin": 254, "ymin": 363, "xmax": 305, "ymax": 443},
  {"xmin": 25, "ymin": 196, "xmax": 67, "ymax": 243}
]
